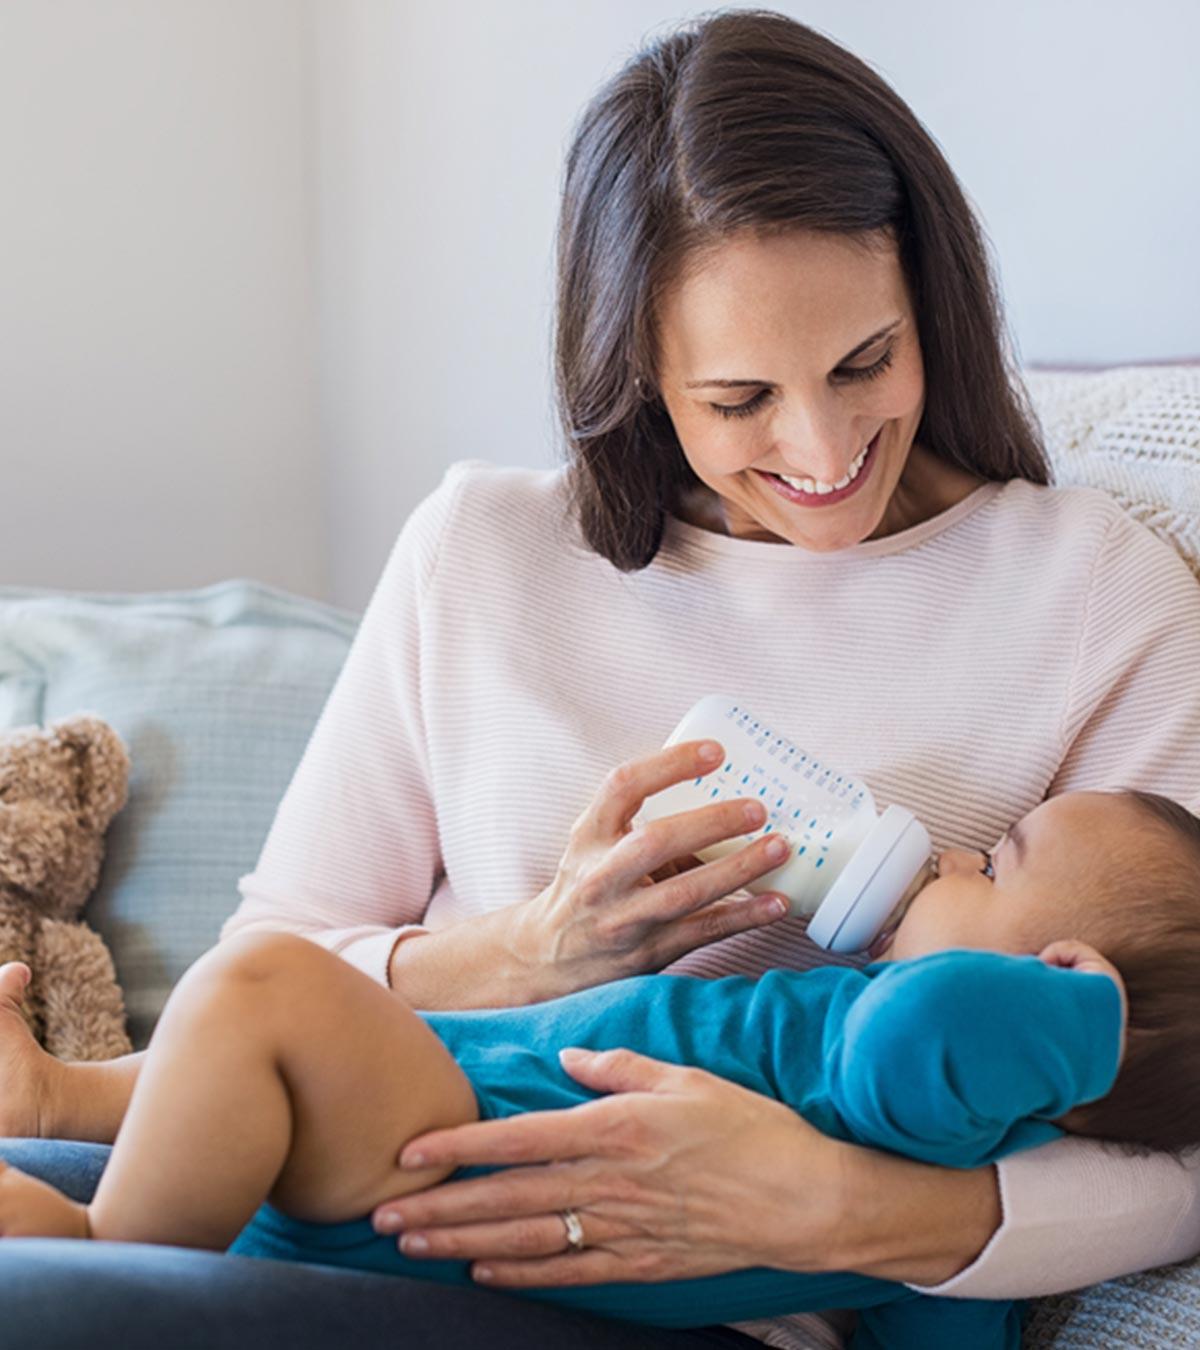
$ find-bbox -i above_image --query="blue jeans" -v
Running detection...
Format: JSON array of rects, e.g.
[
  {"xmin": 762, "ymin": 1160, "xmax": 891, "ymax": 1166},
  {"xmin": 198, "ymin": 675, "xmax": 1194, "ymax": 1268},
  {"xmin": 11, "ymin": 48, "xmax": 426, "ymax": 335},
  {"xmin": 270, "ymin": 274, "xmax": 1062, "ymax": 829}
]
[{"xmin": 0, "ymin": 1139, "xmax": 765, "ymax": 1350}]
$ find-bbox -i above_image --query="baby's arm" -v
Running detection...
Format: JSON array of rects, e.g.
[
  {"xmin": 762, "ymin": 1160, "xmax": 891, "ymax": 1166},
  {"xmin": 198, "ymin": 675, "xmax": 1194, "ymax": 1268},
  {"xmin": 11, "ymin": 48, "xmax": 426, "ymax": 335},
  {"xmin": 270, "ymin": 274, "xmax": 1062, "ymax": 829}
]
[{"xmin": 828, "ymin": 950, "xmax": 1123, "ymax": 1168}]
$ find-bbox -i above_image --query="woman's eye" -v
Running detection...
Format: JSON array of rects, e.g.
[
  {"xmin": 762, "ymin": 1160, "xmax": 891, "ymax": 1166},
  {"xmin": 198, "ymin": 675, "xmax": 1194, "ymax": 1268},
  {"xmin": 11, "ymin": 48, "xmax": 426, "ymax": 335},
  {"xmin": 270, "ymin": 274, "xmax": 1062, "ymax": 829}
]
[
  {"xmin": 712, "ymin": 390, "xmax": 771, "ymax": 420},
  {"xmin": 980, "ymin": 852, "xmax": 995, "ymax": 880},
  {"xmin": 837, "ymin": 347, "xmax": 895, "ymax": 384},
  {"xmin": 710, "ymin": 346, "xmax": 896, "ymax": 420}
]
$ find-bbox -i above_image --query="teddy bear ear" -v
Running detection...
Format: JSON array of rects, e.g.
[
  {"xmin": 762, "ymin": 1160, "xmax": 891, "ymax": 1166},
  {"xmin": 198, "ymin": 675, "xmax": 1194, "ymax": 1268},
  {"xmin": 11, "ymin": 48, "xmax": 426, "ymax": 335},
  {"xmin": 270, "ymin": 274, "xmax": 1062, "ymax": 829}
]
[{"xmin": 47, "ymin": 715, "xmax": 132, "ymax": 832}]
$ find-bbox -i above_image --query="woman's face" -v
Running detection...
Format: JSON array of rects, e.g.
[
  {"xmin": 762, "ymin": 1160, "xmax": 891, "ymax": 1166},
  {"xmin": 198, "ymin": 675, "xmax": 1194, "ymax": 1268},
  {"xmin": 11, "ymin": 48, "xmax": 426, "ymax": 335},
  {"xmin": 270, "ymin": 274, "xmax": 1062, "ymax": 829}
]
[{"xmin": 655, "ymin": 228, "xmax": 957, "ymax": 550}]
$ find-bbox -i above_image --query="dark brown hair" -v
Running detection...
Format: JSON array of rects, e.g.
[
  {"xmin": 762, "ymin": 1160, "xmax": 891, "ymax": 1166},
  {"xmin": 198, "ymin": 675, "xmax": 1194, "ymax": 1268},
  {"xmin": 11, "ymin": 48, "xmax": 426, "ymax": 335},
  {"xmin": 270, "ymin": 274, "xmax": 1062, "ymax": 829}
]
[
  {"xmin": 554, "ymin": 9, "xmax": 1049, "ymax": 570},
  {"xmin": 1066, "ymin": 790, "xmax": 1200, "ymax": 1156}
]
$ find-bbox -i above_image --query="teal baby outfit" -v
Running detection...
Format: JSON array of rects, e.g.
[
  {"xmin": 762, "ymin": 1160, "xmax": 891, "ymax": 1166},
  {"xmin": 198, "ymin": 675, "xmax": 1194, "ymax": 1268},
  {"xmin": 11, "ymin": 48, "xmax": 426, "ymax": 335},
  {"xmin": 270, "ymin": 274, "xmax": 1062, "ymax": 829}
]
[{"xmin": 229, "ymin": 950, "xmax": 1121, "ymax": 1349}]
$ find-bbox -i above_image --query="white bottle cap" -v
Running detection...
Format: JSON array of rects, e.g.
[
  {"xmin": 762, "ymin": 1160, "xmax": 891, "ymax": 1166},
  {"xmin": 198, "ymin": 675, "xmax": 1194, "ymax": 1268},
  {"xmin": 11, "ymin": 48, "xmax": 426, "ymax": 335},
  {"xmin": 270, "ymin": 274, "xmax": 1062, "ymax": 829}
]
[{"xmin": 805, "ymin": 804, "xmax": 932, "ymax": 953}]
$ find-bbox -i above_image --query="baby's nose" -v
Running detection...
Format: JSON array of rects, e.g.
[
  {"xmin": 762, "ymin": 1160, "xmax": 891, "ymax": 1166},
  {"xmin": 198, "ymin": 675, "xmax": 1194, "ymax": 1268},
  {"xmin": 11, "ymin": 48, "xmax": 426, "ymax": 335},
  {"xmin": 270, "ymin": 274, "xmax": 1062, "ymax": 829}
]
[{"xmin": 935, "ymin": 848, "xmax": 988, "ymax": 878}]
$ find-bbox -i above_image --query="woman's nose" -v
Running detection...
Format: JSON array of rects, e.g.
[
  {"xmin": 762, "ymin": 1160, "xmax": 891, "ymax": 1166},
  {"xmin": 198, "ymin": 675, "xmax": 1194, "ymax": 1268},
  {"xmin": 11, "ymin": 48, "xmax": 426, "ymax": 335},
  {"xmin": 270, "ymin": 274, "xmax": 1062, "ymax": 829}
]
[
  {"xmin": 935, "ymin": 848, "xmax": 988, "ymax": 878},
  {"xmin": 772, "ymin": 400, "xmax": 858, "ymax": 484}
]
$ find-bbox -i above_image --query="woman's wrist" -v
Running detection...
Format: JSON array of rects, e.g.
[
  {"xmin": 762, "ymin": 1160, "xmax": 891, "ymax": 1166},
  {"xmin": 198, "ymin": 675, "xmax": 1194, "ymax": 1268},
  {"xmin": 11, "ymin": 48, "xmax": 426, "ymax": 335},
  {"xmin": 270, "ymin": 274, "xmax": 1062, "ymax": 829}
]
[
  {"xmin": 824, "ymin": 1140, "xmax": 1002, "ymax": 1286},
  {"xmin": 387, "ymin": 902, "xmax": 561, "ymax": 1010}
]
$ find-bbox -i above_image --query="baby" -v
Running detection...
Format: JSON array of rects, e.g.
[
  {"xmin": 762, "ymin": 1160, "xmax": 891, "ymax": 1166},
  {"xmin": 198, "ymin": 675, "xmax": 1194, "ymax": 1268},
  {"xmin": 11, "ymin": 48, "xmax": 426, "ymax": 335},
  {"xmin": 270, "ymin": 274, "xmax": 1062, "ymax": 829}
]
[{"xmin": 1, "ymin": 784, "xmax": 1199, "ymax": 1350}]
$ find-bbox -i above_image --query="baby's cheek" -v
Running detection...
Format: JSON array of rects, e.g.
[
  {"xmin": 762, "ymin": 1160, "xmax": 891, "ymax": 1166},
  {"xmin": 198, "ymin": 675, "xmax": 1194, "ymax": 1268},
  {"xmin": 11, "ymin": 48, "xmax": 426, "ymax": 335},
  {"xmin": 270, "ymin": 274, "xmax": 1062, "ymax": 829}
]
[
  {"xmin": 895, "ymin": 891, "xmax": 985, "ymax": 960},
  {"xmin": 889, "ymin": 909, "xmax": 939, "ymax": 961}
]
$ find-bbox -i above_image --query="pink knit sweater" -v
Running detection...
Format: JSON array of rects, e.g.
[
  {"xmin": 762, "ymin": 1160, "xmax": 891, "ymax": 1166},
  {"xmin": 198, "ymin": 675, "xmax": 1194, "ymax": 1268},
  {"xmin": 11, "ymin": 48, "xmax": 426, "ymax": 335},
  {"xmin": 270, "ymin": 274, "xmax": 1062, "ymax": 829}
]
[{"xmin": 223, "ymin": 459, "xmax": 1200, "ymax": 1347}]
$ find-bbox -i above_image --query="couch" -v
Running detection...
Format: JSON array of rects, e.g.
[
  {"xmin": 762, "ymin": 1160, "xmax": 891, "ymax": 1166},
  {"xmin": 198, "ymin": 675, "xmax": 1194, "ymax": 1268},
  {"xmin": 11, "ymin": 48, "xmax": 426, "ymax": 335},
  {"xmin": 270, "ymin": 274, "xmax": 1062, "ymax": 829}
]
[{"xmin": 1, "ymin": 362, "xmax": 1198, "ymax": 1348}]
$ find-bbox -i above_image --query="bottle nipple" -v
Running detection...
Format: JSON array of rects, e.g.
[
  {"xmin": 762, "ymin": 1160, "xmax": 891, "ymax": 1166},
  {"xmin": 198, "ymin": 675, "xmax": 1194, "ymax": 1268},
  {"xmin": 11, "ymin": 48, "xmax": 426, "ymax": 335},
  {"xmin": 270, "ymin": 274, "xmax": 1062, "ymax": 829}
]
[{"xmin": 865, "ymin": 854, "xmax": 937, "ymax": 959}]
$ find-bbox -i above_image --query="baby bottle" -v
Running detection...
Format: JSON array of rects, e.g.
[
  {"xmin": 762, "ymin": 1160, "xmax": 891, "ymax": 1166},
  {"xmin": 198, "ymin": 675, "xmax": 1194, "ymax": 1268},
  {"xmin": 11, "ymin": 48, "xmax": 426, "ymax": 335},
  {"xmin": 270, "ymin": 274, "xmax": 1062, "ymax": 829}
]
[{"xmin": 635, "ymin": 695, "xmax": 935, "ymax": 953}]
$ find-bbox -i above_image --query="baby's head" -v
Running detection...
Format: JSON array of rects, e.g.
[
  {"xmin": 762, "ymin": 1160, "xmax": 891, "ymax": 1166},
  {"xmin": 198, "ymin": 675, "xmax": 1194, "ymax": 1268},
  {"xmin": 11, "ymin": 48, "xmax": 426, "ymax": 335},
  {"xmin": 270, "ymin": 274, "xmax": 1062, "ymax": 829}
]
[{"xmin": 879, "ymin": 788, "xmax": 1200, "ymax": 1154}]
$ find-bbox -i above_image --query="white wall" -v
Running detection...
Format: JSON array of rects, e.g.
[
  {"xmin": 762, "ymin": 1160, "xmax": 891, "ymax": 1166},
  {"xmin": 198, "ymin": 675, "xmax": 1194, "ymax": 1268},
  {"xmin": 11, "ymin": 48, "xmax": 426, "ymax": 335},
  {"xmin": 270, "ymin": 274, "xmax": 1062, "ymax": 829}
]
[
  {"xmin": 2, "ymin": 2, "xmax": 1196, "ymax": 610},
  {"xmin": 0, "ymin": 0, "xmax": 326, "ymax": 598}
]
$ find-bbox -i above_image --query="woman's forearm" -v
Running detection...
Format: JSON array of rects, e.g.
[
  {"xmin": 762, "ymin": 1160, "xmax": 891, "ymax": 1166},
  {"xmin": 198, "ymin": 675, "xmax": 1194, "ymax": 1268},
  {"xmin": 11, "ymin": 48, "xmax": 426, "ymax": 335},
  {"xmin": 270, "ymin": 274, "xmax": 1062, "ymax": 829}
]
[
  {"xmin": 386, "ymin": 904, "xmax": 564, "ymax": 1010},
  {"xmin": 810, "ymin": 1140, "xmax": 1001, "ymax": 1287}
]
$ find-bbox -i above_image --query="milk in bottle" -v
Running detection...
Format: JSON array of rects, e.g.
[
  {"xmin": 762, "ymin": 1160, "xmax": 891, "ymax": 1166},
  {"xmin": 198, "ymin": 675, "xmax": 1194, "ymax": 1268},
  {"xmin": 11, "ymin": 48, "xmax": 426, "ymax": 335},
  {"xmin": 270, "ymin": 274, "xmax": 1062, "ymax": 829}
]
[{"xmin": 634, "ymin": 695, "xmax": 934, "ymax": 953}]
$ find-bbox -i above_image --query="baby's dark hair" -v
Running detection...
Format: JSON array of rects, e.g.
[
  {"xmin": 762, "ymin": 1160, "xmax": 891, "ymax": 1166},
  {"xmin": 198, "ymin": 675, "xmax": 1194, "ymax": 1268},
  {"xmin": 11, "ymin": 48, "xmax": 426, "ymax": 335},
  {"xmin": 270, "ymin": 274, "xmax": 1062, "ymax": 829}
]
[{"xmin": 1065, "ymin": 790, "xmax": 1200, "ymax": 1156}]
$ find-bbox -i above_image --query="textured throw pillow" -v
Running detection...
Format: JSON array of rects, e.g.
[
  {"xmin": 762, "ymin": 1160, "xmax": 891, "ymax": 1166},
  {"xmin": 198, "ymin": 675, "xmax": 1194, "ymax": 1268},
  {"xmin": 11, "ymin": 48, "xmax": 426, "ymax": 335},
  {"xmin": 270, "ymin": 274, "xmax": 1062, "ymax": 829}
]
[
  {"xmin": 1023, "ymin": 1261, "xmax": 1200, "ymax": 1348},
  {"xmin": 1025, "ymin": 363, "xmax": 1200, "ymax": 577},
  {"xmin": 0, "ymin": 580, "xmax": 359, "ymax": 1049}
]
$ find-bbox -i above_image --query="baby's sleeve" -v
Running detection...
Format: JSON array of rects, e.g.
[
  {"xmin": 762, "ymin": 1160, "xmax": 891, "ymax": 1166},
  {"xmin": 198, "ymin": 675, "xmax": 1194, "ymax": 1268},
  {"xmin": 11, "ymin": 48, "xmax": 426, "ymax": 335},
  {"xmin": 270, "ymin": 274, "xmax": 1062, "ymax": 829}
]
[{"xmin": 828, "ymin": 951, "xmax": 1122, "ymax": 1168}]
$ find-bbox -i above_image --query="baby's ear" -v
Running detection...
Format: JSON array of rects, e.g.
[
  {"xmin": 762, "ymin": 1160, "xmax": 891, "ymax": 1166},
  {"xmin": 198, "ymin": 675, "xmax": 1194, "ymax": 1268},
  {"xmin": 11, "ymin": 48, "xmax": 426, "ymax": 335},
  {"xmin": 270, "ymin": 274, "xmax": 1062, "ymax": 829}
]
[{"xmin": 1038, "ymin": 938, "xmax": 1104, "ymax": 971}]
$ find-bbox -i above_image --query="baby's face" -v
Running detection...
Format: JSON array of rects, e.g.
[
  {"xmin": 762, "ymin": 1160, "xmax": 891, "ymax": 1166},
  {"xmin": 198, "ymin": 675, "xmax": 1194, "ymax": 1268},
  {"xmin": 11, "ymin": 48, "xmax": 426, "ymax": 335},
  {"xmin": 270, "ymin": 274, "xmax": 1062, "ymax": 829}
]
[{"xmin": 879, "ymin": 790, "xmax": 1139, "ymax": 963}]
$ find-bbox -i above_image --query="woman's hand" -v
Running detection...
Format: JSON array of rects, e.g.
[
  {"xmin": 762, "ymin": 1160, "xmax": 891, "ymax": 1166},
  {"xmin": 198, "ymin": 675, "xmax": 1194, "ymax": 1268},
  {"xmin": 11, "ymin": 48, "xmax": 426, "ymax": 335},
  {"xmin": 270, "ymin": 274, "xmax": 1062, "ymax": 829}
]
[
  {"xmin": 388, "ymin": 739, "xmax": 792, "ymax": 1009},
  {"xmin": 512, "ymin": 739, "xmax": 791, "ymax": 999},
  {"xmin": 370, "ymin": 1045, "xmax": 849, "ymax": 1288}
]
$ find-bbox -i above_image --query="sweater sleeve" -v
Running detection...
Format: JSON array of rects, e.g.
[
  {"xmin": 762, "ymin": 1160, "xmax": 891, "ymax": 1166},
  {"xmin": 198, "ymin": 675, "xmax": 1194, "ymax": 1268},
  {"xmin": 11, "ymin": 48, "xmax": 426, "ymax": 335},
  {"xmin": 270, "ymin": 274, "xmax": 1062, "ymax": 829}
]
[
  {"xmin": 219, "ymin": 463, "xmax": 468, "ymax": 986},
  {"xmin": 1050, "ymin": 507, "xmax": 1200, "ymax": 812},
  {"xmin": 919, "ymin": 508, "xmax": 1200, "ymax": 1301},
  {"xmin": 830, "ymin": 953, "xmax": 1121, "ymax": 1169}
]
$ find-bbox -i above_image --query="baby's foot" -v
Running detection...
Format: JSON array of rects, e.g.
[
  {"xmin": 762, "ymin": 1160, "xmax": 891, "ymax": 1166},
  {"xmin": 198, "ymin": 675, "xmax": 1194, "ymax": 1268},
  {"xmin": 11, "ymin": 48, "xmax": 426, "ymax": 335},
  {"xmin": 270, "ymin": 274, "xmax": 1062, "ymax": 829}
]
[
  {"xmin": 0, "ymin": 1159, "xmax": 89, "ymax": 1239},
  {"xmin": 0, "ymin": 962, "xmax": 53, "ymax": 1138}
]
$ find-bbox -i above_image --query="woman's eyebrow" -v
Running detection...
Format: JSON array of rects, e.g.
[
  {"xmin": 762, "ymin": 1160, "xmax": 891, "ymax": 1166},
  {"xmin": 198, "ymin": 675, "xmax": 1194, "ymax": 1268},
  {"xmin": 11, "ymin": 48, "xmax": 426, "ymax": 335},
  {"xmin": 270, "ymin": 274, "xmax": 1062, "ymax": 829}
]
[{"xmin": 684, "ymin": 317, "xmax": 903, "ymax": 389}]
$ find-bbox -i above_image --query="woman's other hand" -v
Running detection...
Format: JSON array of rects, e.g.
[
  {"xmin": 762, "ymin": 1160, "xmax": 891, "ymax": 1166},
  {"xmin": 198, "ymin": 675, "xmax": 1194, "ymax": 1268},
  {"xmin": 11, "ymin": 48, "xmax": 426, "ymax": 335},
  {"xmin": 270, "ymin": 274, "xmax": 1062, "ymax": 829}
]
[
  {"xmin": 370, "ymin": 1046, "xmax": 847, "ymax": 1287},
  {"xmin": 515, "ymin": 739, "xmax": 791, "ymax": 997}
]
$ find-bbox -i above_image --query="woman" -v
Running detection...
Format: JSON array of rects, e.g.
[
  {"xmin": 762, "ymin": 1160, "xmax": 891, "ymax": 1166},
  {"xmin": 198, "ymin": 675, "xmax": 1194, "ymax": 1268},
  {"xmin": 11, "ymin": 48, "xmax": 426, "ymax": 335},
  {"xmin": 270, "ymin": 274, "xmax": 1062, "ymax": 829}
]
[{"xmin": 5, "ymin": 10, "xmax": 1200, "ymax": 1349}]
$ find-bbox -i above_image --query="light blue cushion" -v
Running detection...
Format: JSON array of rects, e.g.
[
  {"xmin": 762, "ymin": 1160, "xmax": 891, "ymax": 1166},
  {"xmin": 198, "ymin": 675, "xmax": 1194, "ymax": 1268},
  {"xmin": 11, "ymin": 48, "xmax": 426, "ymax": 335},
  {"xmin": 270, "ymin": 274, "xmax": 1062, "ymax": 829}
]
[{"xmin": 0, "ymin": 580, "xmax": 359, "ymax": 1049}]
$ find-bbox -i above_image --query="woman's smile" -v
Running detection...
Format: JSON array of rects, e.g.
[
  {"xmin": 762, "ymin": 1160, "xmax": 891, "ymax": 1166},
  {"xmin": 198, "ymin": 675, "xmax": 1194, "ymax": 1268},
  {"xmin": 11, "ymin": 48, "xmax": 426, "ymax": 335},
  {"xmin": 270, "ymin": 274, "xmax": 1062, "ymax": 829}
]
[{"xmin": 756, "ymin": 427, "xmax": 882, "ymax": 508}]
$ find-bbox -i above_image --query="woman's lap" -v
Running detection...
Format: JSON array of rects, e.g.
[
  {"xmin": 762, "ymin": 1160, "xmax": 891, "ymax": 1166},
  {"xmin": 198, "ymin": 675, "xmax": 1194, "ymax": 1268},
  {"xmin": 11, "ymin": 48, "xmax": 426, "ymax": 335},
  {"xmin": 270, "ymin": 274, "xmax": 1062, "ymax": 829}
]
[{"xmin": 0, "ymin": 1138, "xmax": 763, "ymax": 1350}]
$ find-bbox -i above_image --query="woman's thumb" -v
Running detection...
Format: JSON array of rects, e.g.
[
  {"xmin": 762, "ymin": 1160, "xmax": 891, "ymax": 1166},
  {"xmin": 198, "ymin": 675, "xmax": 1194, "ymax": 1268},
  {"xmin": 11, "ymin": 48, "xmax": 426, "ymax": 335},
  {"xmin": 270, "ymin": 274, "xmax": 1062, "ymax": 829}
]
[{"xmin": 558, "ymin": 1045, "xmax": 679, "ymax": 1093}]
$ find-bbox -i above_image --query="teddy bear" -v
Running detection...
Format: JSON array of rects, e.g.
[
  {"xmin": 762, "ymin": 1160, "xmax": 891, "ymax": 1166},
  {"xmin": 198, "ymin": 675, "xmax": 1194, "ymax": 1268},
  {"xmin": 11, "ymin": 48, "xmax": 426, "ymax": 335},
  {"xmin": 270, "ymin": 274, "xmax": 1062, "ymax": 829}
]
[{"xmin": 0, "ymin": 713, "xmax": 133, "ymax": 1060}]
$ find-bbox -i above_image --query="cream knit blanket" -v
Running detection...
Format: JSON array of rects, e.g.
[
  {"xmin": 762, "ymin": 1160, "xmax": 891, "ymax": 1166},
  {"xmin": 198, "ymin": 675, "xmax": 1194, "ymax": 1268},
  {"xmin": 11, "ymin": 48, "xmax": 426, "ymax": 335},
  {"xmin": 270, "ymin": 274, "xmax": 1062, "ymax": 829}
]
[{"xmin": 1025, "ymin": 364, "xmax": 1200, "ymax": 578}]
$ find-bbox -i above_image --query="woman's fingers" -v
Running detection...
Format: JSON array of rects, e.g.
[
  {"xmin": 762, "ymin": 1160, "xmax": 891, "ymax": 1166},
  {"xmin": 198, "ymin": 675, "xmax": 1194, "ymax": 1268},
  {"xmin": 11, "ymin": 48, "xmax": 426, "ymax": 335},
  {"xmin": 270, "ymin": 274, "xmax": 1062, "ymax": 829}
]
[
  {"xmin": 588, "ymin": 740, "xmax": 722, "ymax": 840},
  {"xmin": 379, "ymin": 1209, "xmax": 635, "ymax": 1271},
  {"xmin": 473, "ymin": 1248, "xmax": 631, "ymax": 1288},
  {"xmin": 629, "ymin": 829, "xmax": 790, "ymax": 923},
  {"xmin": 612, "ymin": 804, "xmax": 782, "ymax": 912},
  {"xmin": 644, "ymin": 893, "xmax": 792, "ymax": 966},
  {"xmin": 383, "ymin": 1211, "xmax": 602, "ymax": 1260},
  {"xmin": 518, "ymin": 738, "xmax": 789, "ymax": 993},
  {"xmin": 374, "ymin": 1058, "xmax": 836, "ymax": 1289},
  {"xmin": 380, "ymin": 1054, "xmax": 701, "ymax": 1234},
  {"xmin": 397, "ymin": 1103, "xmax": 609, "ymax": 1171},
  {"xmin": 375, "ymin": 1160, "xmax": 596, "ymax": 1232},
  {"xmin": 558, "ymin": 1044, "xmax": 698, "ymax": 1093}
]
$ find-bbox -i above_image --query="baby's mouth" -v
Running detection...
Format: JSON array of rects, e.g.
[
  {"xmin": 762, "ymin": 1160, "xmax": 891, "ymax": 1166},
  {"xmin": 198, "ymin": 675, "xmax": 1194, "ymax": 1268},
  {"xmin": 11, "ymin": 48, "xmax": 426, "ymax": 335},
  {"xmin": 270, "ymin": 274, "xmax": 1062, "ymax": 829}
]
[
  {"xmin": 866, "ymin": 923, "xmax": 899, "ymax": 961},
  {"xmin": 865, "ymin": 855, "xmax": 940, "ymax": 959}
]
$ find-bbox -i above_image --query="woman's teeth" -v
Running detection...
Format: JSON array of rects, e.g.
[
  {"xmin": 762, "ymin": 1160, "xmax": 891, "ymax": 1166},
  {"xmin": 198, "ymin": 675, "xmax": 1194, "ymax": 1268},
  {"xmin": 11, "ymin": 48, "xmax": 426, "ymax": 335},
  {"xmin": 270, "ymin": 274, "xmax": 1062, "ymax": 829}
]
[{"xmin": 775, "ymin": 440, "xmax": 871, "ymax": 495}]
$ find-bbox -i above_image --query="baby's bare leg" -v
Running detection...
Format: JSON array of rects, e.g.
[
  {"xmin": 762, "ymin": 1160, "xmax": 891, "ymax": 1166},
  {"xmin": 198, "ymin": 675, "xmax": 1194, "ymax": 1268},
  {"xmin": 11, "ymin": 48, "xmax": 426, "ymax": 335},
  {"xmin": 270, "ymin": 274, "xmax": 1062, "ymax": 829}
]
[
  {"xmin": 86, "ymin": 932, "xmax": 478, "ymax": 1249},
  {"xmin": 43, "ymin": 1053, "xmax": 143, "ymax": 1143}
]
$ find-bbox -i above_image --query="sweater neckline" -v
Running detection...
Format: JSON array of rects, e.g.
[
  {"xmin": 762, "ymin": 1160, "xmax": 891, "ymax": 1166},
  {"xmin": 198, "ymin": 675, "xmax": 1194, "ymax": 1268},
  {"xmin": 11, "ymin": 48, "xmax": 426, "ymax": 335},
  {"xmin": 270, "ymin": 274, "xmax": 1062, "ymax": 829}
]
[{"xmin": 663, "ymin": 481, "xmax": 1005, "ymax": 562}]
